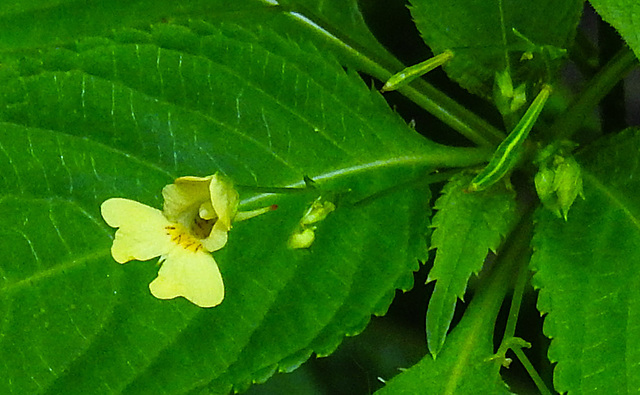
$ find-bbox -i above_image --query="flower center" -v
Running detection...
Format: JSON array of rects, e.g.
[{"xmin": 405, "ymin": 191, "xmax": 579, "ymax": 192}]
[
  {"xmin": 165, "ymin": 225, "xmax": 204, "ymax": 253},
  {"xmin": 190, "ymin": 215, "xmax": 215, "ymax": 239}
]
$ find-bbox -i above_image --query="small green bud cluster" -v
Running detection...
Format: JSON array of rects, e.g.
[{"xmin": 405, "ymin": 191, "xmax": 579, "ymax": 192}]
[
  {"xmin": 535, "ymin": 151, "xmax": 584, "ymax": 220},
  {"xmin": 493, "ymin": 70, "xmax": 527, "ymax": 117}
]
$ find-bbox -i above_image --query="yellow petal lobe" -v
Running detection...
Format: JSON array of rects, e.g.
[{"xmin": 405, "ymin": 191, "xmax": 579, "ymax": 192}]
[
  {"xmin": 101, "ymin": 198, "xmax": 172, "ymax": 263},
  {"xmin": 201, "ymin": 222, "xmax": 229, "ymax": 252},
  {"xmin": 149, "ymin": 247, "xmax": 224, "ymax": 308}
]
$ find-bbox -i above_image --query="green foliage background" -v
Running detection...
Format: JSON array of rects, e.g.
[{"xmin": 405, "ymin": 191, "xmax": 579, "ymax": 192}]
[{"xmin": 0, "ymin": 0, "xmax": 638, "ymax": 394}]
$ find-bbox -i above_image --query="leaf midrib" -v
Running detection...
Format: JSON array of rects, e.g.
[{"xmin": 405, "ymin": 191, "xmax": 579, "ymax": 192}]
[{"xmin": 0, "ymin": 195, "xmax": 113, "ymax": 296}]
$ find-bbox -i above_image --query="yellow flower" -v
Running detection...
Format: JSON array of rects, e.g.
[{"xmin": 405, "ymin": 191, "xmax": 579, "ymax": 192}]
[
  {"xmin": 101, "ymin": 173, "xmax": 275, "ymax": 308},
  {"xmin": 162, "ymin": 173, "xmax": 239, "ymax": 252}
]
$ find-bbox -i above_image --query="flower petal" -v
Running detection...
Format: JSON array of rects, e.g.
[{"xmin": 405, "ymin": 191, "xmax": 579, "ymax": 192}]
[
  {"xmin": 198, "ymin": 201, "xmax": 217, "ymax": 220},
  {"xmin": 101, "ymin": 198, "xmax": 173, "ymax": 263},
  {"xmin": 209, "ymin": 173, "xmax": 239, "ymax": 230},
  {"xmin": 148, "ymin": 247, "xmax": 224, "ymax": 308},
  {"xmin": 162, "ymin": 175, "xmax": 212, "ymax": 225},
  {"xmin": 201, "ymin": 221, "xmax": 229, "ymax": 252}
]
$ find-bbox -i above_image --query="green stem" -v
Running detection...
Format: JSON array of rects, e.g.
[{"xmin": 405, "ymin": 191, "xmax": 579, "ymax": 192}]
[
  {"xmin": 549, "ymin": 46, "xmax": 638, "ymax": 142},
  {"xmin": 238, "ymin": 143, "xmax": 492, "ymax": 209},
  {"xmin": 282, "ymin": 9, "xmax": 505, "ymax": 147},
  {"xmin": 442, "ymin": 209, "xmax": 533, "ymax": 394},
  {"xmin": 378, "ymin": 217, "xmax": 539, "ymax": 393},
  {"xmin": 491, "ymin": 210, "xmax": 534, "ymax": 333},
  {"xmin": 493, "ymin": 213, "xmax": 554, "ymax": 394},
  {"xmin": 480, "ymin": 210, "xmax": 534, "ymax": 321},
  {"xmin": 502, "ymin": 249, "xmax": 530, "ymax": 343},
  {"xmin": 512, "ymin": 348, "xmax": 553, "ymax": 395},
  {"xmin": 396, "ymin": 80, "xmax": 505, "ymax": 146}
]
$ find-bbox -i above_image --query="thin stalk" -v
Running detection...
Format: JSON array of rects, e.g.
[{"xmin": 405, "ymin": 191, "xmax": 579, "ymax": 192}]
[
  {"xmin": 549, "ymin": 46, "xmax": 638, "ymax": 142},
  {"xmin": 502, "ymin": 249, "xmax": 530, "ymax": 342},
  {"xmin": 493, "ymin": 213, "xmax": 553, "ymax": 394},
  {"xmin": 238, "ymin": 145, "xmax": 492, "ymax": 208},
  {"xmin": 512, "ymin": 348, "xmax": 553, "ymax": 395}
]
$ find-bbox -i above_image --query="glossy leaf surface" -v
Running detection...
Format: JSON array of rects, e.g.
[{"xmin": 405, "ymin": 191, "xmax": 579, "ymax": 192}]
[
  {"xmin": 0, "ymin": 19, "xmax": 488, "ymax": 394},
  {"xmin": 532, "ymin": 128, "xmax": 640, "ymax": 393}
]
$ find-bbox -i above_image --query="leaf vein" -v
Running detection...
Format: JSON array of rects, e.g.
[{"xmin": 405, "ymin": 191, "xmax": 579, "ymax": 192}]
[{"xmin": 584, "ymin": 171, "xmax": 640, "ymax": 231}]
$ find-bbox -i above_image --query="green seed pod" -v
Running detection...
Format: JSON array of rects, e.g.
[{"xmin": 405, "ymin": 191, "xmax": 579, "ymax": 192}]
[
  {"xmin": 468, "ymin": 84, "xmax": 552, "ymax": 192},
  {"xmin": 534, "ymin": 165, "xmax": 555, "ymax": 202},
  {"xmin": 553, "ymin": 156, "xmax": 584, "ymax": 220},
  {"xmin": 381, "ymin": 50, "xmax": 454, "ymax": 92},
  {"xmin": 535, "ymin": 165, "xmax": 562, "ymax": 218}
]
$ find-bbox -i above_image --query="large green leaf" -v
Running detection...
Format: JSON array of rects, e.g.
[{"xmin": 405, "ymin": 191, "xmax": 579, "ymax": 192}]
[
  {"xmin": 427, "ymin": 173, "xmax": 517, "ymax": 356},
  {"xmin": 532, "ymin": 128, "xmax": 640, "ymax": 393},
  {"xmin": 409, "ymin": 0, "xmax": 584, "ymax": 97},
  {"xmin": 590, "ymin": 0, "xmax": 640, "ymax": 59},
  {"xmin": 0, "ymin": 20, "xmax": 490, "ymax": 394}
]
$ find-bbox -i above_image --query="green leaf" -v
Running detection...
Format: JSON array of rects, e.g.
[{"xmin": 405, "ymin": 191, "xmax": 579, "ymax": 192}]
[
  {"xmin": 590, "ymin": 0, "xmax": 640, "ymax": 60},
  {"xmin": 376, "ymin": 223, "xmax": 523, "ymax": 395},
  {"xmin": 427, "ymin": 173, "xmax": 517, "ymax": 356},
  {"xmin": 0, "ymin": 0, "xmax": 277, "ymax": 51},
  {"xmin": 375, "ymin": 320, "xmax": 511, "ymax": 395},
  {"xmin": 408, "ymin": 0, "xmax": 583, "ymax": 96},
  {"xmin": 0, "ymin": 21, "xmax": 489, "ymax": 393},
  {"xmin": 532, "ymin": 128, "xmax": 640, "ymax": 393}
]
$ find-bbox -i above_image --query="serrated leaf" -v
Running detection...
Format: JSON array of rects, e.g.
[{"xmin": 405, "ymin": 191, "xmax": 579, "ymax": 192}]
[
  {"xmin": 531, "ymin": 128, "xmax": 640, "ymax": 393},
  {"xmin": 426, "ymin": 173, "xmax": 518, "ymax": 356},
  {"xmin": 376, "ymin": 234, "xmax": 518, "ymax": 395},
  {"xmin": 0, "ymin": 21, "xmax": 489, "ymax": 394},
  {"xmin": 408, "ymin": 0, "xmax": 583, "ymax": 96},
  {"xmin": 590, "ymin": 0, "xmax": 640, "ymax": 59},
  {"xmin": 375, "ymin": 324, "xmax": 511, "ymax": 395},
  {"xmin": 0, "ymin": 0, "xmax": 277, "ymax": 51}
]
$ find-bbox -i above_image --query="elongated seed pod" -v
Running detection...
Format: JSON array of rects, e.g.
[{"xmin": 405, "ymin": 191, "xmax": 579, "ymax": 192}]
[
  {"xmin": 381, "ymin": 50, "xmax": 454, "ymax": 92},
  {"xmin": 468, "ymin": 84, "xmax": 552, "ymax": 192}
]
